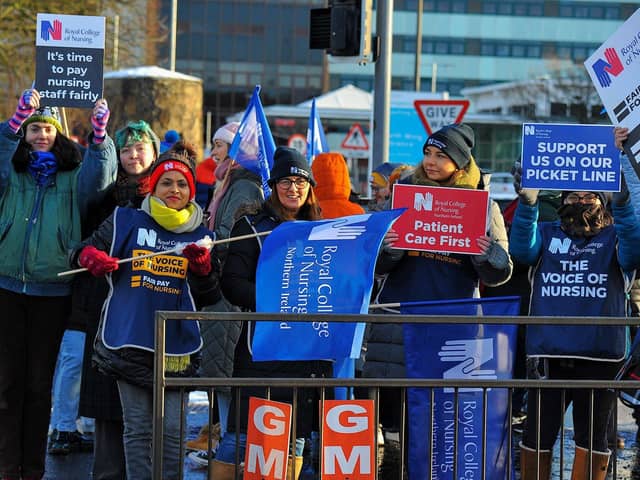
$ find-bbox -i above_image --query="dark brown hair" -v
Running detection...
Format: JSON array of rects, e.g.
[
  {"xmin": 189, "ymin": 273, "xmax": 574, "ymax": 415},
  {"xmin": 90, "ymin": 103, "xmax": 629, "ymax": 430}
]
[
  {"xmin": 266, "ymin": 185, "xmax": 322, "ymax": 221},
  {"xmin": 12, "ymin": 132, "xmax": 82, "ymax": 172}
]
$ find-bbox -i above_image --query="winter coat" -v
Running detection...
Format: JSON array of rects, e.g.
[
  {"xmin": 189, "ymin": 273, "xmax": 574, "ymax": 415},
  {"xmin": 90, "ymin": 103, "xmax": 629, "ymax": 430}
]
[
  {"xmin": 77, "ymin": 180, "xmax": 149, "ymax": 420},
  {"xmin": 221, "ymin": 202, "xmax": 333, "ymax": 436},
  {"xmin": 0, "ymin": 123, "xmax": 117, "ymax": 296},
  {"xmin": 311, "ymin": 152, "xmax": 365, "ymax": 219},
  {"xmin": 209, "ymin": 168, "xmax": 263, "ymax": 264},
  {"xmin": 363, "ymin": 157, "xmax": 513, "ymax": 379}
]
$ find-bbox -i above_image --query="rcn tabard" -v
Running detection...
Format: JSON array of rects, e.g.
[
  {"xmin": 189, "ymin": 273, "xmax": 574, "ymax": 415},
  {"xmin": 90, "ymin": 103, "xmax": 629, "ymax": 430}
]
[
  {"xmin": 253, "ymin": 210, "xmax": 403, "ymax": 361},
  {"xmin": 521, "ymin": 123, "xmax": 620, "ymax": 191}
]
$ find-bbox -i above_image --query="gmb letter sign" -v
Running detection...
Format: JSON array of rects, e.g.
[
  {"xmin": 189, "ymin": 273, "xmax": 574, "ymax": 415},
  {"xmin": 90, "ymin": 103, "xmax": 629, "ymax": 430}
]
[{"xmin": 391, "ymin": 184, "xmax": 489, "ymax": 255}]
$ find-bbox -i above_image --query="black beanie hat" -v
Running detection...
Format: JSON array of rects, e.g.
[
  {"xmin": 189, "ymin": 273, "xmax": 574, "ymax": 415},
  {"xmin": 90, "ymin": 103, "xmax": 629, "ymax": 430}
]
[
  {"xmin": 268, "ymin": 146, "xmax": 316, "ymax": 187},
  {"xmin": 423, "ymin": 123, "xmax": 475, "ymax": 169}
]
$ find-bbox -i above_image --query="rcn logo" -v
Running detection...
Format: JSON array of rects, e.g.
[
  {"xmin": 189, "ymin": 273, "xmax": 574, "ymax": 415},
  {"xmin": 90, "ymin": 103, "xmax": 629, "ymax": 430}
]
[
  {"xmin": 548, "ymin": 237, "xmax": 571, "ymax": 254},
  {"xmin": 414, "ymin": 192, "xmax": 434, "ymax": 211},
  {"xmin": 41, "ymin": 19, "xmax": 62, "ymax": 41},
  {"xmin": 591, "ymin": 47, "xmax": 624, "ymax": 88},
  {"xmin": 137, "ymin": 228, "xmax": 157, "ymax": 248},
  {"xmin": 438, "ymin": 338, "xmax": 496, "ymax": 393}
]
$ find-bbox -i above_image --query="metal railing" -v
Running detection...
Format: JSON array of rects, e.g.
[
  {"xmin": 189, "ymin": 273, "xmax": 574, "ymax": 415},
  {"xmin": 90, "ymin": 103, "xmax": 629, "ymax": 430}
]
[{"xmin": 151, "ymin": 311, "xmax": 640, "ymax": 479}]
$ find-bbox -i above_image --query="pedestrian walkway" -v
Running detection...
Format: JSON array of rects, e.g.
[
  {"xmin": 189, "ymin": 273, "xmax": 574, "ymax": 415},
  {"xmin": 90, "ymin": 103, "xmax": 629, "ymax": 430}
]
[{"xmin": 44, "ymin": 395, "xmax": 640, "ymax": 479}]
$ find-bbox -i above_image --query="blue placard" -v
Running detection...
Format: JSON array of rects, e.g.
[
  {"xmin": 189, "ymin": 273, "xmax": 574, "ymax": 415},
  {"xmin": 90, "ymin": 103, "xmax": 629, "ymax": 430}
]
[{"xmin": 521, "ymin": 123, "xmax": 620, "ymax": 192}]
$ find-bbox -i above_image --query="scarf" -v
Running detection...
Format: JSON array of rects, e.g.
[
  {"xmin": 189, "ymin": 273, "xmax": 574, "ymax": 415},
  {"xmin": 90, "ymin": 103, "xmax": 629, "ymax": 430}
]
[
  {"xmin": 206, "ymin": 157, "xmax": 240, "ymax": 230},
  {"xmin": 112, "ymin": 169, "xmax": 152, "ymax": 206},
  {"xmin": 28, "ymin": 151, "xmax": 58, "ymax": 186},
  {"xmin": 412, "ymin": 154, "xmax": 481, "ymax": 189},
  {"xmin": 142, "ymin": 195, "xmax": 204, "ymax": 233}
]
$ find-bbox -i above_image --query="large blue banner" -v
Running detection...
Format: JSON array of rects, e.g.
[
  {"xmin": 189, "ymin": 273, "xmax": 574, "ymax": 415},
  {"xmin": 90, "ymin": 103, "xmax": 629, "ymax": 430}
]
[
  {"xmin": 402, "ymin": 297, "xmax": 519, "ymax": 480},
  {"xmin": 253, "ymin": 209, "xmax": 405, "ymax": 361}
]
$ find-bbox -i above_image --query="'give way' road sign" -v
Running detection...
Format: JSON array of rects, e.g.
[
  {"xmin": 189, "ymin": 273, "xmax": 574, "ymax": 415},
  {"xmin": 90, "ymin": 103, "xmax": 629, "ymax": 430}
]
[{"xmin": 414, "ymin": 99, "xmax": 470, "ymax": 135}]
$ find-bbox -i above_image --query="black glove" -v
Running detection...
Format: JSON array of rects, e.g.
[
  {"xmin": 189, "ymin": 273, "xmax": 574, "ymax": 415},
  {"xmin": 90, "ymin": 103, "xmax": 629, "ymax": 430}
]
[
  {"xmin": 612, "ymin": 172, "xmax": 630, "ymax": 206},
  {"xmin": 511, "ymin": 162, "xmax": 539, "ymax": 205}
]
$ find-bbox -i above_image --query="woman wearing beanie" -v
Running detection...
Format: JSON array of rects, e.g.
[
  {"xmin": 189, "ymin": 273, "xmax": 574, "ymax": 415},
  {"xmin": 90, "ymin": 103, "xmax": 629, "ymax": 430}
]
[
  {"xmin": 213, "ymin": 147, "xmax": 328, "ymax": 479},
  {"xmin": 0, "ymin": 88, "xmax": 117, "ymax": 480},
  {"xmin": 510, "ymin": 156, "xmax": 640, "ymax": 478},
  {"xmin": 362, "ymin": 123, "xmax": 513, "ymax": 458},
  {"xmin": 311, "ymin": 151, "xmax": 365, "ymax": 219},
  {"xmin": 69, "ymin": 141, "xmax": 222, "ymax": 480},
  {"xmin": 69, "ymin": 120, "xmax": 161, "ymax": 479},
  {"xmin": 205, "ymin": 122, "xmax": 264, "ymax": 264}
]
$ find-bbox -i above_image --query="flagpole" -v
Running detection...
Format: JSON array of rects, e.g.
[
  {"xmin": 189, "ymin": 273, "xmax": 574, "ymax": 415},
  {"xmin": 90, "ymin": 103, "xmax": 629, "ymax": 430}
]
[
  {"xmin": 369, "ymin": 303, "xmax": 401, "ymax": 309},
  {"xmin": 57, "ymin": 230, "xmax": 273, "ymax": 277}
]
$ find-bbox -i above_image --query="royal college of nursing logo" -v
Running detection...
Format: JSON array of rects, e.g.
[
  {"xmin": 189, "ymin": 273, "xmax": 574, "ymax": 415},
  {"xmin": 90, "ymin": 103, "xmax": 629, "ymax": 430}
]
[
  {"xmin": 591, "ymin": 47, "xmax": 624, "ymax": 88},
  {"xmin": 40, "ymin": 18, "xmax": 63, "ymax": 42}
]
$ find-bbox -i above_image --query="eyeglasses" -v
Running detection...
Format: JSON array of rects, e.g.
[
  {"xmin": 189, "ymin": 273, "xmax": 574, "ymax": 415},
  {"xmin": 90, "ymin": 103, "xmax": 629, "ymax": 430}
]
[
  {"xmin": 277, "ymin": 177, "xmax": 309, "ymax": 189},
  {"xmin": 565, "ymin": 193, "xmax": 600, "ymax": 204}
]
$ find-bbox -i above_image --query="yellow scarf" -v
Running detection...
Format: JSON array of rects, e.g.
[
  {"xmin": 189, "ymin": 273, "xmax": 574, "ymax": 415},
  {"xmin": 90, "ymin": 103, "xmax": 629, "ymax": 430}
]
[{"xmin": 149, "ymin": 196, "xmax": 196, "ymax": 230}]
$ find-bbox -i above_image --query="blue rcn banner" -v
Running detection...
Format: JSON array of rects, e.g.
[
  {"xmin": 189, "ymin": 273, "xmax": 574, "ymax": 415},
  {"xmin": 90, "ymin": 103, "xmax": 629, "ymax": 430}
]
[
  {"xmin": 402, "ymin": 297, "xmax": 519, "ymax": 480},
  {"xmin": 253, "ymin": 209, "xmax": 405, "ymax": 361},
  {"xmin": 229, "ymin": 85, "xmax": 276, "ymax": 197},
  {"xmin": 521, "ymin": 123, "xmax": 620, "ymax": 192}
]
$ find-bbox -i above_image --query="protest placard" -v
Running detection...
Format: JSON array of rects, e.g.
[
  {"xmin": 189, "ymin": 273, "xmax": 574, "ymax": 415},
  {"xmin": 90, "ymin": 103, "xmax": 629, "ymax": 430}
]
[
  {"xmin": 521, "ymin": 123, "xmax": 620, "ymax": 191},
  {"xmin": 584, "ymin": 8, "xmax": 640, "ymax": 178},
  {"xmin": 391, "ymin": 184, "xmax": 488, "ymax": 255},
  {"xmin": 35, "ymin": 13, "xmax": 105, "ymax": 108}
]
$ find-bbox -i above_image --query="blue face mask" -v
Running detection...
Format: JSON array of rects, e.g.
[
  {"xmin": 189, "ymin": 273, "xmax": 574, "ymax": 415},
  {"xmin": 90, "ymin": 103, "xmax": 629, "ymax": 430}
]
[{"xmin": 28, "ymin": 151, "xmax": 58, "ymax": 186}]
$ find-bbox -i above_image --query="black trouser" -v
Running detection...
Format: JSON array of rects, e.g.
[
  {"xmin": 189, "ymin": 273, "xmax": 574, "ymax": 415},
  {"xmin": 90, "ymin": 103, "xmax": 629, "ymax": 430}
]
[
  {"xmin": 0, "ymin": 289, "xmax": 68, "ymax": 478},
  {"xmin": 523, "ymin": 358, "xmax": 621, "ymax": 453},
  {"xmin": 93, "ymin": 419, "xmax": 126, "ymax": 480}
]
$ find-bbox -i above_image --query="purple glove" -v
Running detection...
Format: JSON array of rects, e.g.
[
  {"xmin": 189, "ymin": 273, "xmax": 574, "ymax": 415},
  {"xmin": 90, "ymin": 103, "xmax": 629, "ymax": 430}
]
[
  {"xmin": 91, "ymin": 99, "xmax": 110, "ymax": 143},
  {"xmin": 9, "ymin": 89, "xmax": 39, "ymax": 133}
]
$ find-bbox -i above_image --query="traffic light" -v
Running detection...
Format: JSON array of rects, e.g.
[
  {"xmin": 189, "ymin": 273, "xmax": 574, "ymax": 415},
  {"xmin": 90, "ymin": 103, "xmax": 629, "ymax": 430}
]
[{"xmin": 309, "ymin": 0, "xmax": 373, "ymax": 63}]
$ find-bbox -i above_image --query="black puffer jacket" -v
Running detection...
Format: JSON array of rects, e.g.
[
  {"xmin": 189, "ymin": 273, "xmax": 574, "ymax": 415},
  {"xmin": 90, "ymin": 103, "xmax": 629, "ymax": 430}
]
[{"xmin": 222, "ymin": 202, "xmax": 333, "ymax": 436}]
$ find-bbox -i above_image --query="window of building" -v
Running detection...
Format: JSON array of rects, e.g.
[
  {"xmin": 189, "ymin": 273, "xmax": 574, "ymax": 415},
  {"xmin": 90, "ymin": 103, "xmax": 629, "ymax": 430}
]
[
  {"xmin": 450, "ymin": 41, "xmax": 465, "ymax": 55},
  {"xmin": 435, "ymin": 41, "xmax": 449, "ymax": 54},
  {"xmin": 496, "ymin": 44, "xmax": 510, "ymax": 57},
  {"xmin": 527, "ymin": 45, "xmax": 542, "ymax": 58},
  {"xmin": 481, "ymin": 43, "xmax": 495, "ymax": 56},
  {"xmin": 512, "ymin": 44, "xmax": 526, "ymax": 58},
  {"xmin": 551, "ymin": 102, "xmax": 568, "ymax": 116}
]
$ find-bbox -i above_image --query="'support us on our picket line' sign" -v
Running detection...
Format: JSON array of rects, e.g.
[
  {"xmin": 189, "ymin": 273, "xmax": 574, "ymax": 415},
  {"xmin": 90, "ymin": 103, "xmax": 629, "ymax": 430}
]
[
  {"xmin": 35, "ymin": 13, "xmax": 105, "ymax": 108},
  {"xmin": 521, "ymin": 123, "xmax": 620, "ymax": 192},
  {"xmin": 391, "ymin": 184, "xmax": 489, "ymax": 255}
]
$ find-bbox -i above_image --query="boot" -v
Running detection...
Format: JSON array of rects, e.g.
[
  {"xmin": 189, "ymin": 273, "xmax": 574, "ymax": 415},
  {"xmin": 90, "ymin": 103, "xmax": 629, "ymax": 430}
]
[
  {"xmin": 209, "ymin": 459, "xmax": 242, "ymax": 480},
  {"xmin": 570, "ymin": 446, "xmax": 610, "ymax": 480},
  {"xmin": 519, "ymin": 442, "xmax": 552, "ymax": 480},
  {"xmin": 187, "ymin": 423, "xmax": 222, "ymax": 452}
]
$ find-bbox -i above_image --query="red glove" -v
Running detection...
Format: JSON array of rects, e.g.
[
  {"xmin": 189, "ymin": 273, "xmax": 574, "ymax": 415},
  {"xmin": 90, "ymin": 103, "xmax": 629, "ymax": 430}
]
[
  {"xmin": 78, "ymin": 245, "xmax": 119, "ymax": 277},
  {"xmin": 183, "ymin": 243, "xmax": 212, "ymax": 276}
]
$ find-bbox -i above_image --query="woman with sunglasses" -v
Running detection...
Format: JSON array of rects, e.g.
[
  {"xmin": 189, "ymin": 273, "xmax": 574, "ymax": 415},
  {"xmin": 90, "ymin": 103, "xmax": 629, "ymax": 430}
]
[{"xmin": 510, "ymin": 166, "xmax": 640, "ymax": 480}]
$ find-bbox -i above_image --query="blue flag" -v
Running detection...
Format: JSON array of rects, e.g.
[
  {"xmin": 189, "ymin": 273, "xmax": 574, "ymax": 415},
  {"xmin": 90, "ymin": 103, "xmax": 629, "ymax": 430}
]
[
  {"xmin": 306, "ymin": 98, "xmax": 328, "ymax": 164},
  {"xmin": 228, "ymin": 85, "xmax": 276, "ymax": 197},
  {"xmin": 253, "ymin": 209, "xmax": 405, "ymax": 362},
  {"xmin": 402, "ymin": 297, "xmax": 520, "ymax": 480}
]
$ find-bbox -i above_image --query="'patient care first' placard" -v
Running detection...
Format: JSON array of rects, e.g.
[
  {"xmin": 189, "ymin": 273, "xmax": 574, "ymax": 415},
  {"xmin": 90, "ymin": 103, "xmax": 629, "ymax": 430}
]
[
  {"xmin": 521, "ymin": 123, "xmax": 620, "ymax": 192},
  {"xmin": 391, "ymin": 184, "xmax": 488, "ymax": 255},
  {"xmin": 35, "ymin": 13, "xmax": 105, "ymax": 108}
]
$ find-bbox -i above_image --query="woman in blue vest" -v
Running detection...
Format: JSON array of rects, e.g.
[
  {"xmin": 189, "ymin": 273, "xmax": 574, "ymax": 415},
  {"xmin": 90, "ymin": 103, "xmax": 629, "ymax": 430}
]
[
  {"xmin": 0, "ymin": 88, "xmax": 117, "ymax": 480},
  {"xmin": 70, "ymin": 141, "xmax": 221, "ymax": 480},
  {"xmin": 510, "ymin": 167, "xmax": 640, "ymax": 480}
]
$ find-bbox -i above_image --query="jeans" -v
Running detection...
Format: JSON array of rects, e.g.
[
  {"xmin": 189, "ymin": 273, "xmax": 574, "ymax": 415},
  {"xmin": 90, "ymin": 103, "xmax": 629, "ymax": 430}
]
[
  {"xmin": 216, "ymin": 432, "xmax": 304, "ymax": 463},
  {"xmin": 50, "ymin": 329, "xmax": 90, "ymax": 432},
  {"xmin": 0, "ymin": 290, "xmax": 68, "ymax": 478},
  {"xmin": 117, "ymin": 380, "xmax": 183, "ymax": 480}
]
